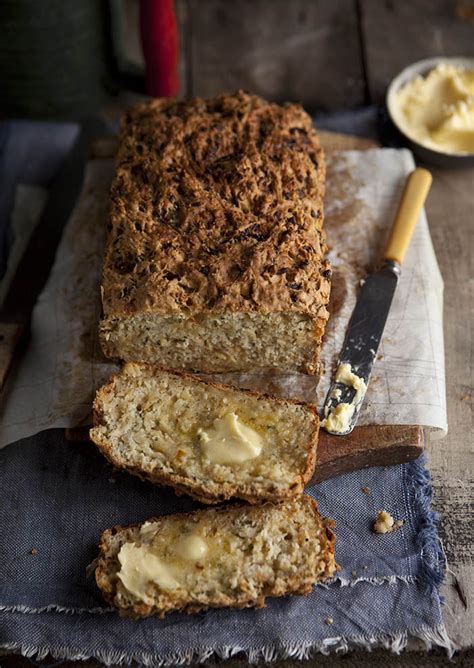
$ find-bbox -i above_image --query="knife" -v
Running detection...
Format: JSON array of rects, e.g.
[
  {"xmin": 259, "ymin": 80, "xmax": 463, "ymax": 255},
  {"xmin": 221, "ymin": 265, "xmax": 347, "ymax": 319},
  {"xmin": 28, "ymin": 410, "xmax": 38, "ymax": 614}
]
[{"xmin": 321, "ymin": 167, "xmax": 433, "ymax": 436}]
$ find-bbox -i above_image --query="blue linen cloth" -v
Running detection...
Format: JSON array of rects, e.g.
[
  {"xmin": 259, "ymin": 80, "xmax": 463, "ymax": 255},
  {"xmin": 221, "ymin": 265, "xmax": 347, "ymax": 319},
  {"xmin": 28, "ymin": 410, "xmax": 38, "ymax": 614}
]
[{"xmin": 0, "ymin": 431, "xmax": 451, "ymax": 663}]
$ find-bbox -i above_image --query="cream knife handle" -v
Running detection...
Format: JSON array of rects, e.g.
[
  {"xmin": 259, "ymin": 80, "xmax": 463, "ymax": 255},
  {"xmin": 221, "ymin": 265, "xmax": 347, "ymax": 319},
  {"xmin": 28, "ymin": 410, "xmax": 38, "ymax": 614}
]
[{"xmin": 383, "ymin": 168, "xmax": 432, "ymax": 266}]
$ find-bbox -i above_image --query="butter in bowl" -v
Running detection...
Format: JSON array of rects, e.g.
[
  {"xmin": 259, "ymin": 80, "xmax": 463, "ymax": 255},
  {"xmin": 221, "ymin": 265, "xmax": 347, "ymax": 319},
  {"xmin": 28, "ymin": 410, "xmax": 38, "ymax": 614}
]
[{"xmin": 387, "ymin": 57, "xmax": 474, "ymax": 168}]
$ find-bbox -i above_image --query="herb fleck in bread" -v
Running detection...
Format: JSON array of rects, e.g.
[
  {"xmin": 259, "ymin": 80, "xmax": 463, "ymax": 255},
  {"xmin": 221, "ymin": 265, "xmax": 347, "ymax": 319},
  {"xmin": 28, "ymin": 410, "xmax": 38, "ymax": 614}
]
[
  {"xmin": 90, "ymin": 363, "xmax": 319, "ymax": 504},
  {"xmin": 99, "ymin": 91, "xmax": 331, "ymax": 374},
  {"xmin": 95, "ymin": 496, "xmax": 336, "ymax": 618}
]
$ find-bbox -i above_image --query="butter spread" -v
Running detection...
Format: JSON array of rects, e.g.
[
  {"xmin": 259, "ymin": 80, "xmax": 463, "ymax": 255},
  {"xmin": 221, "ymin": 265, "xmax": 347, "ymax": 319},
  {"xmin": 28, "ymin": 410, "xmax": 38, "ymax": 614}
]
[
  {"xmin": 393, "ymin": 63, "xmax": 474, "ymax": 154},
  {"xmin": 117, "ymin": 543, "xmax": 180, "ymax": 599},
  {"xmin": 321, "ymin": 401, "xmax": 355, "ymax": 433},
  {"xmin": 140, "ymin": 523, "xmax": 209, "ymax": 559},
  {"xmin": 173, "ymin": 534, "xmax": 208, "ymax": 560},
  {"xmin": 198, "ymin": 412, "xmax": 263, "ymax": 465},
  {"xmin": 334, "ymin": 363, "xmax": 366, "ymax": 397},
  {"xmin": 117, "ymin": 531, "xmax": 210, "ymax": 601},
  {"xmin": 321, "ymin": 363, "xmax": 367, "ymax": 434}
]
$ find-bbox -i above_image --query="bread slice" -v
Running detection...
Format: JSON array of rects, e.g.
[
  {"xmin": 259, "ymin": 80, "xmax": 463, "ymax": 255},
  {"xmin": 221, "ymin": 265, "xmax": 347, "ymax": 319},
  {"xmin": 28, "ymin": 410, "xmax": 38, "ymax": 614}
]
[
  {"xmin": 99, "ymin": 91, "xmax": 331, "ymax": 376},
  {"xmin": 95, "ymin": 496, "xmax": 336, "ymax": 618},
  {"xmin": 90, "ymin": 363, "xmax": 319, "ymax": 504}
]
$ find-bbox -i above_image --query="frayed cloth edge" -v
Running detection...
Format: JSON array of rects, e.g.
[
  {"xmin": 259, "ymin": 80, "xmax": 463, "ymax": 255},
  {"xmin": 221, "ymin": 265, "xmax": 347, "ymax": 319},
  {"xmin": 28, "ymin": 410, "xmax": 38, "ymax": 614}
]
[
  {"xmin": 0, "ymin": 603, "xmax": 114, "ymax": 615},
  {"xmin": 1, "ymin": 456, "xmax": 449, "ymax": 663},
  {"xmin": 0, "ymin": 575, "xmax": 418, "ymax": 615},
  {"xmin": 407, "ymin": 455, "xmax": 447, "ymax": 591},
  {"xmin": 0, "ymin": 623, "xmax": 455, "ymax": 665}
]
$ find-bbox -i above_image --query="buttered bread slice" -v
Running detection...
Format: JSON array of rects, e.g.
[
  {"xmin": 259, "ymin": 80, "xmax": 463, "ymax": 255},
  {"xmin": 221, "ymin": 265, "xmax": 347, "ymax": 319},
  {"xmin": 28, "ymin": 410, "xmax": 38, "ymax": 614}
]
[
  {"xmin": 90, "ymin": 363, "xmax": 319, "ymax": 504},
  {"xmin": 95, "ymin": 496, "xmax": 336, "ymax": 618}
]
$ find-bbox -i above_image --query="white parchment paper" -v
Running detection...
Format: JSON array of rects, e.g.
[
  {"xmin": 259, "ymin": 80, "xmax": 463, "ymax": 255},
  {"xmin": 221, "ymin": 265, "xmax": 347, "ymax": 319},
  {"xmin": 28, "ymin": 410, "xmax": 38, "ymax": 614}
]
[{"xmin": 0, "ymin": 148, "xmax": 447, "ymax": 448}]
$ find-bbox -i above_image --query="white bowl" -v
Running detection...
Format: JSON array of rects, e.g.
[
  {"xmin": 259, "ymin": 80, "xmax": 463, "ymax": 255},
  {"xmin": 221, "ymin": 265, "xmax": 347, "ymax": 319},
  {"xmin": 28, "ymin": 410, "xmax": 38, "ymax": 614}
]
[{"xmin": 386, "ymin": 56, "xmax": 474, "ymax": 168}]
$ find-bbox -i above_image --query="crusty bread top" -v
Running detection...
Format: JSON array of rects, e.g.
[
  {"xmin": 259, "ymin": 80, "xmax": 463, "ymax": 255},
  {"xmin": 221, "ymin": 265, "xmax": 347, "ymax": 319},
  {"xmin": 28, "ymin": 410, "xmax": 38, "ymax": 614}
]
[
  {"xmin": 102, "ymin": 90, "xmax": 331, "ymax": 320},
  {"xmin": 90, "ymin": 363, "xmax": 319, "ymax": 504},
  {"xmin": 95, "ymin": 496, "xmax": 337, "ymax": 618}
]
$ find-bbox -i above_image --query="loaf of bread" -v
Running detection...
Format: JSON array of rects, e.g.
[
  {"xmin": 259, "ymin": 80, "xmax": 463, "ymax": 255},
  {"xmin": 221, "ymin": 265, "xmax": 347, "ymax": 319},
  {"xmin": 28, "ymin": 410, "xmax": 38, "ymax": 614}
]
[
  {"xmin": 95, "ymin": 496, "xmax": 336, "ymax": 618},
  {"xmin": 90, "ymin": 363, "xmax": 319, "ymax": 504},
  {"xmin": 99, "ymin": 91, "xmax": 331, "ymax": 374}
]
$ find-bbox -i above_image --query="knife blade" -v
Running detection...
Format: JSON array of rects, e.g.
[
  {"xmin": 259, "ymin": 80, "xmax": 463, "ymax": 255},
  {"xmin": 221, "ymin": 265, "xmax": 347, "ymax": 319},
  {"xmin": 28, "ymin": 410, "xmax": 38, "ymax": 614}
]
[{"xmin": 321, "ymin": 167, "xmax": 432, "ymax": 436}]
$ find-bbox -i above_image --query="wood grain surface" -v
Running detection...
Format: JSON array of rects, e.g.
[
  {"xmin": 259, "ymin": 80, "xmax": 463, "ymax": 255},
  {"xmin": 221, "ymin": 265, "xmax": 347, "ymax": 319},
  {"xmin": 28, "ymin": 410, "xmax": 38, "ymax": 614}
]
[
  {"xmin": 1, "ymin": 123, "xmax": 471, "ymax": 665},
  {"xmin": 160, "ymin": 0, "xmax": 474, "ymax": 111},
  {"xmin": 360, "ymin": 0, "xmax": 474, "ymax": 103},
  {"xmin": 1, "ymin": 0, "xmax": 473, "ymax": 660},
  {"xmin": 181, "ymin": 0, "xmax": 366, "ymax": 109},
  {"xmin": 313, "ymin": 425, "xmax": 424, "ymax": 483},
  {"xmin": 423, "ymin": 165, "xmax": 473, "ymax": 654},
  {"xmin": 119, "ymin": 0, "xmax": 474, "ymax": 112}
]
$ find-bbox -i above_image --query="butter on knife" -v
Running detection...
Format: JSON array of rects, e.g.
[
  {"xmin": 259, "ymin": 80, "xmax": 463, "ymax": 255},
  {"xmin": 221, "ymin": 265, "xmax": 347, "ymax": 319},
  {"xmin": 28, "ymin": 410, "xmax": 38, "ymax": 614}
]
[{"xmin": 322, "ymin": 168, "xmax": 432, "ymax": 436}]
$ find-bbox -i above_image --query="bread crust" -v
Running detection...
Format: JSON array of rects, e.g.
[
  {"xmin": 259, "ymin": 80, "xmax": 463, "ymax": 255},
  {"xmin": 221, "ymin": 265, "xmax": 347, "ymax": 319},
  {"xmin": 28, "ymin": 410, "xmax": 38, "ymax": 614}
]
[
  {"xmin": 101, "ymin": 91, "xmax": 330, "ymax": 321},
  {"xmin": 90, "ymin": 363, "xmax": 319, "ymax": 504},
  {"xmin": 95, "ymin": 496, "xmax": 337, "ymax": 618}
]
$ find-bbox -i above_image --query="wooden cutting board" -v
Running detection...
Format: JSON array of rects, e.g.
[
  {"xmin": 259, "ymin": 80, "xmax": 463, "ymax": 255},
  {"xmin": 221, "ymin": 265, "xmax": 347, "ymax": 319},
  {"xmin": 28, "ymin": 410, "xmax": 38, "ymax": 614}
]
[{"xmin": 0, "ymin": 129, "xmax": 424, "ymax": 480}]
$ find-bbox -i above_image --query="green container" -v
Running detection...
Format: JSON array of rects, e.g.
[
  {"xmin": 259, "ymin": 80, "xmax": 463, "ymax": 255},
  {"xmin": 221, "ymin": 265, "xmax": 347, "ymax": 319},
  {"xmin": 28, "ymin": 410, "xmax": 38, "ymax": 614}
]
[{"xmin": 0, "ymin": 0, "xmax": 108, "ymax": 119}]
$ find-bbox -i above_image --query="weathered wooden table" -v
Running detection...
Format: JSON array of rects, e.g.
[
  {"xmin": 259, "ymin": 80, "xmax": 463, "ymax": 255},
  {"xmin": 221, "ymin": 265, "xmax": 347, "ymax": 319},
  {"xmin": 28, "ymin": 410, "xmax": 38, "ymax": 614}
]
[
  {"xmin": 1, "ymin": 125, "xmax": 472, "ymax": 667},
  {"xmin": 2, "ymin": 0, "xmax": 473, "ymax": 661},
  {"xmin": 319, "ymin": 132, "xmax": 474, "ymax": 661}
]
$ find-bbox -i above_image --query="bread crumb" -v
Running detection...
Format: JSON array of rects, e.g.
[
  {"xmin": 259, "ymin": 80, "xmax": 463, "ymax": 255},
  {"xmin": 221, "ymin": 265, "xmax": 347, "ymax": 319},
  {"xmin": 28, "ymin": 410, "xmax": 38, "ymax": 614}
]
[
  {"xmin": 461, "ymin": 393, "xmax": 470, "ymax": 402},
  {"xmin": 373, "ymin": 510, "xmax": 404, "ymax": 534},
  {"xmin": 325, "ymin": 616, "xmax": 334, "ymax": 625},
  {"xmin": 351, "ymin": 570, "xmax": 357, "ymax": 577},
  {"xmin": 30, "ymin": 548, "xmax": 38, "ymax": 555},
  {"xmin": 361, "ymin": 486, "xmax": 370, "ymax": 494},
  {"xmin": 363, "ymin": 565, "xmax": 368, "ymax": 570}
]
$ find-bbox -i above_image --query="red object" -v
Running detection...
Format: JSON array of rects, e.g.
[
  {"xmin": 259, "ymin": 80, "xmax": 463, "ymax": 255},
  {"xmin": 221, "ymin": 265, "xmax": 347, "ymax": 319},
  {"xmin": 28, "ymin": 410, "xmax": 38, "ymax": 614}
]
[{"xmin": 140, "ymin": 0, "xmax": 179, "ymax": 97}]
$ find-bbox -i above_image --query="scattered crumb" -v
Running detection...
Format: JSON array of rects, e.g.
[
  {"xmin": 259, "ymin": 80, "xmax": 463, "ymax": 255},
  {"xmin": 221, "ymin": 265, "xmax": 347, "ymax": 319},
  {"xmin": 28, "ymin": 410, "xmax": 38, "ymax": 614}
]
[
  {"xmin": 361, "ymin": 486, "xmax": 370, "ymax": 494},
  {"xmin": 377, "ymin": 354, "xmax": 384, "ymax": 361},
  {"xmin": 461, "ymin": 393, "xmax": 470, "ymax": 402},
  {"xmin": 30, "ymin": 548, "xmax": 38, "ymax": 556},
  {"xmin": 363, "ymin": 565, "xmax": 368, "ymax": 570},
  {"xmin": 373, "ymin": 510, "xmax": 405, "ymax": 534},
  {"xmin": 351, "ymin": 570, "xmax": 357, "ymax": 577},
  {"xmin": 325, "ymin": 616, "xmax": 334, "ymax": 625}
]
